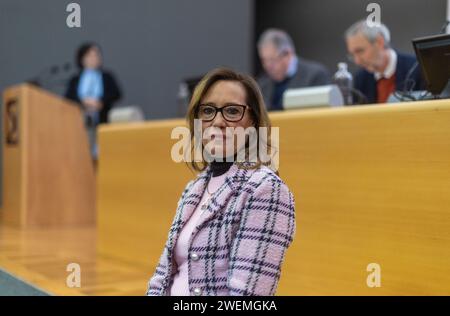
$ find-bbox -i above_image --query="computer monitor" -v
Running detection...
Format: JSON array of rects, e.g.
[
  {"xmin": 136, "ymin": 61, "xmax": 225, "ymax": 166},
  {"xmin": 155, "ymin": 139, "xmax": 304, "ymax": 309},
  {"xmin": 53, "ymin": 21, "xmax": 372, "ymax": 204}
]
[{"xmin": 413, "ymin": 33, "xmax": 450, "ymax": 97}]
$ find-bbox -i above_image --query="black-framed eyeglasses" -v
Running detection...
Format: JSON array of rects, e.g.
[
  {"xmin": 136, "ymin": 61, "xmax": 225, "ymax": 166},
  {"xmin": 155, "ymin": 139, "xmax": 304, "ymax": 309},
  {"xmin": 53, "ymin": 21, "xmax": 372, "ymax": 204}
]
[
  {"xmin": 197, "ymin": 104, "xmax": 249, "ymax": 122},
  {"xmin": 261, "ymin": 50, "xmax": 289, "ymax": 67}
]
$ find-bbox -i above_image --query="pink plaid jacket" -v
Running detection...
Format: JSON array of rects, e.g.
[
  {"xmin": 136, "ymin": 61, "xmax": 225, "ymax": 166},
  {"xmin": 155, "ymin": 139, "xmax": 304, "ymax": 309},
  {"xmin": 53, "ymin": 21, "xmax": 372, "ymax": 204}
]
[{"xmin": 146, "ymin": 163, "xmax": 296, "ymax": 296}]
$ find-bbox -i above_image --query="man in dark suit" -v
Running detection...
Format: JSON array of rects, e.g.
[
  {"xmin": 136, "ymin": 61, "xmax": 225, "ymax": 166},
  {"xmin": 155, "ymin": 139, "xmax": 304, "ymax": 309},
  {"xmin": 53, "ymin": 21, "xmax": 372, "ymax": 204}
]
[
  {"xmin": 345, "ymin": 21, "xmax": 425, "ymax": 104},
  {"xmin": 257, "ymin": 29, "xmax": 331, "ymax": 111}
]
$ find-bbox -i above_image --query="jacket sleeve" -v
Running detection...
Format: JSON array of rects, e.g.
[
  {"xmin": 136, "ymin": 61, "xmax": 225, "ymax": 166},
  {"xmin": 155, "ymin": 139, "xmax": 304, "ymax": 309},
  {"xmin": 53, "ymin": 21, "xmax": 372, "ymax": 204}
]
[
  {"xmin": 311, "ymin": 65, "xmax": 331, "ymax": 86},
  {"xmin": 64, "ymin": 75, "xmax": 81, "ymax": 104},
  {"xmin": 227, "ymin": 176, "xmax": 296, "ymax": 296},
  {"xmin": 102, "ymin": 72, "xmax": 122, "ymax": 110},
  {"xmin": 146, "ymin": 246, "xmax": 171, "ymax": 296}
]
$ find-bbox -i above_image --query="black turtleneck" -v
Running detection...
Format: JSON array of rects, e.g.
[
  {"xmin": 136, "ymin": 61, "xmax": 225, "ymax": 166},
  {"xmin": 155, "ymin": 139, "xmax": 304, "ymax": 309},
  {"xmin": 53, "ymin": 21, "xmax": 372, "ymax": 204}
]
[{"xmin": 210, "ymin": 161, "xmax": 233, "ymax": 177}]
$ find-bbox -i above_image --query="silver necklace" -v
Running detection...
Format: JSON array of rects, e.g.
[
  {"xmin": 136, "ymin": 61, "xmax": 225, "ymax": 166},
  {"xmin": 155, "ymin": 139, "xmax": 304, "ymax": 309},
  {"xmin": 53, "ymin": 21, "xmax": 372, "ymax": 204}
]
[
  {"xmin": 206, "ymin": 181, "xmax": 213, "ymax": 195},
  {"xmin": 201, "ymin": 178, "xmax": 215, "ymax": 212}
]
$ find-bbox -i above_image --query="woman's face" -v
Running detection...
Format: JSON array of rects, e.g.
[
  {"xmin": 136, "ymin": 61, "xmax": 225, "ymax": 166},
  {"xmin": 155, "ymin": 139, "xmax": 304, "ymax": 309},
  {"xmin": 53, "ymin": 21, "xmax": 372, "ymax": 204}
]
[
  {"xmin": 82, "ymin": 46, "xmax": 102, "ymax": 69},
  {"xmin": 199, "ymin": 80, "xmax": 255, "ymax": 161}
]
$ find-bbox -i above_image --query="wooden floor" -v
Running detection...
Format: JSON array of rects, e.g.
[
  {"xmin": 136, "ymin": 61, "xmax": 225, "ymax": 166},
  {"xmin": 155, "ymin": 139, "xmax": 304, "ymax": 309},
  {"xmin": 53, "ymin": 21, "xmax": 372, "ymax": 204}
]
[{"xmin": 0, "ymin": 224, "xmax": 151, "ymax": 296}]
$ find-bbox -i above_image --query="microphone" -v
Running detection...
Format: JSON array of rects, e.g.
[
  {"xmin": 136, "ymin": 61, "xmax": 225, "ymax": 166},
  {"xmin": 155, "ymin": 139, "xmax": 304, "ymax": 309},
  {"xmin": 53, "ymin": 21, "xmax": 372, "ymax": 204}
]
[
  {"xmin": 28, "ymin": 62, "xmax": 73, "ymax": 88},
  {"xmin": 439, "ymin": 20, "xmax": 449, "ymax": 34}
]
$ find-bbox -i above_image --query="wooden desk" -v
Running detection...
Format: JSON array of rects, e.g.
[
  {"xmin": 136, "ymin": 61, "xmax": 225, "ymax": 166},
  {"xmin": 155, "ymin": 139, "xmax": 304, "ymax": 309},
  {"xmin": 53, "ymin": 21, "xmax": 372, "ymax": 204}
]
[{"xmin": 97, "ymin": 100, "xmax": 450, "ymax": 295}]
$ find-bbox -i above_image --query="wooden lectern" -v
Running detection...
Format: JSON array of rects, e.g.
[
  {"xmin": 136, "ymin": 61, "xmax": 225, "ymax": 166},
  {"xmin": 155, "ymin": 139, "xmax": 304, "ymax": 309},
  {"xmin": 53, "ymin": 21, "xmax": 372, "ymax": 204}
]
[{"xmin": 1, "ymin": 84, "xmax": 96, "ymax": 228}]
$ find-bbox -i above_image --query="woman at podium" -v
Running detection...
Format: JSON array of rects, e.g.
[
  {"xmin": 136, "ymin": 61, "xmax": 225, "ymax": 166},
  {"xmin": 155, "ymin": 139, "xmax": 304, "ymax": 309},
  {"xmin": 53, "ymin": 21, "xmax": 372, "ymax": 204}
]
[
  {"xmin": 65, "ymin": 42, "xmax": 121, "ymax": 159},
  {"xmin": 147, "ymin": 68, "xmax": 296, "ymax": 296}
]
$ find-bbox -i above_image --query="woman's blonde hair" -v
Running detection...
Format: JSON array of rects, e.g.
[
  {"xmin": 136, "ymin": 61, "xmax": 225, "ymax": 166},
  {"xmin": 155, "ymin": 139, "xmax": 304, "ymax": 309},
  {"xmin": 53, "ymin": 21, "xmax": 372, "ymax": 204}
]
[{"xmin": 186, "ymin": 67, "xmax": 275, "ymax": 173}]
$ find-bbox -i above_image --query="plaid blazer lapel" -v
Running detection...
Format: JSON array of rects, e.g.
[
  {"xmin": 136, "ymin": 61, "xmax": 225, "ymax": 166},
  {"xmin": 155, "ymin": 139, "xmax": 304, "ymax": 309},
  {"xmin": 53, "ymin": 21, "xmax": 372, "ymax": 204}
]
[
  {"xmin": 179, "ymin": 175, "xmax": 208, "ymax": 223},
  {"xmin": 166, "ymin": 163, "xmax": 253, "ymax": 252},
  {"xmin": 196, "ymin": 176, "xmax": 234, "ymax": 225},
  {"xmin": 196, "ymin": 164, "xmax": 250, "ymax": 226}
]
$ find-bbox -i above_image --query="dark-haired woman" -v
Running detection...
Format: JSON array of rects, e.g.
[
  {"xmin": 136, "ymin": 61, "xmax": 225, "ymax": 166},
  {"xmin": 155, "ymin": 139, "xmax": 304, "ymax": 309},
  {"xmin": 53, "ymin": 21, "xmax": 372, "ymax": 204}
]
[{"xmin": 65, "ymin": 43, "xmax": 121, "ymax": 159}]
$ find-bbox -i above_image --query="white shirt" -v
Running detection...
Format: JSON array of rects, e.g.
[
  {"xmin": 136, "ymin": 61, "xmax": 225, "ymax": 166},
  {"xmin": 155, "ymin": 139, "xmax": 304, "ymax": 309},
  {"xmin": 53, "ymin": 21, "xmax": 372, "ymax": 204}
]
[
  {"xmin": 374, "ymin": 49, "xmax": 397, "ymax": 80},
  {"xmin": 286, "ymin": 55, "xmax": 299, "ymax": 78}
]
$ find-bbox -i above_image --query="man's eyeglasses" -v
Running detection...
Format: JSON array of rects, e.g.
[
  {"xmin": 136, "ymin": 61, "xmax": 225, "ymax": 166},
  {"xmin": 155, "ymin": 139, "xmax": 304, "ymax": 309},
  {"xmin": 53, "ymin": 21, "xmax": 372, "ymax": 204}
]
[
  {"xmin": 197, "ymin": 104, "xmax": 249, "ymax": 122},
  {"xmin": 261, "ymin": 51, "xmax": 289, "ymax": 66},
  {"xmin": 347, "ymin": 46, "xmax": 369, "ymax": 62}
]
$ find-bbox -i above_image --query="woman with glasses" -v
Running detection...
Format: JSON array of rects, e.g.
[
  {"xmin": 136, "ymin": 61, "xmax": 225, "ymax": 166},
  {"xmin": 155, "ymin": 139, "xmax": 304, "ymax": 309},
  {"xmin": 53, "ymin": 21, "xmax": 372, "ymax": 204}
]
[{"xmin": 147, "ymin": 67, "xmax": 296, "ymax": 296}]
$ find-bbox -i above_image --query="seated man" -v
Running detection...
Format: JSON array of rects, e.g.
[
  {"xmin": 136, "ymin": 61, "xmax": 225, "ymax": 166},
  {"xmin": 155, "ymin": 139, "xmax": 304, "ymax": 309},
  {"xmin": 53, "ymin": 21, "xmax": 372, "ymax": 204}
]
[
  {"xmin": 345, "ymin": 20, "xmax": 425, "ymax": 104},
  {"xmin": 257, "ymin": 28, "xmax": 331, "ymax": 111}
]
